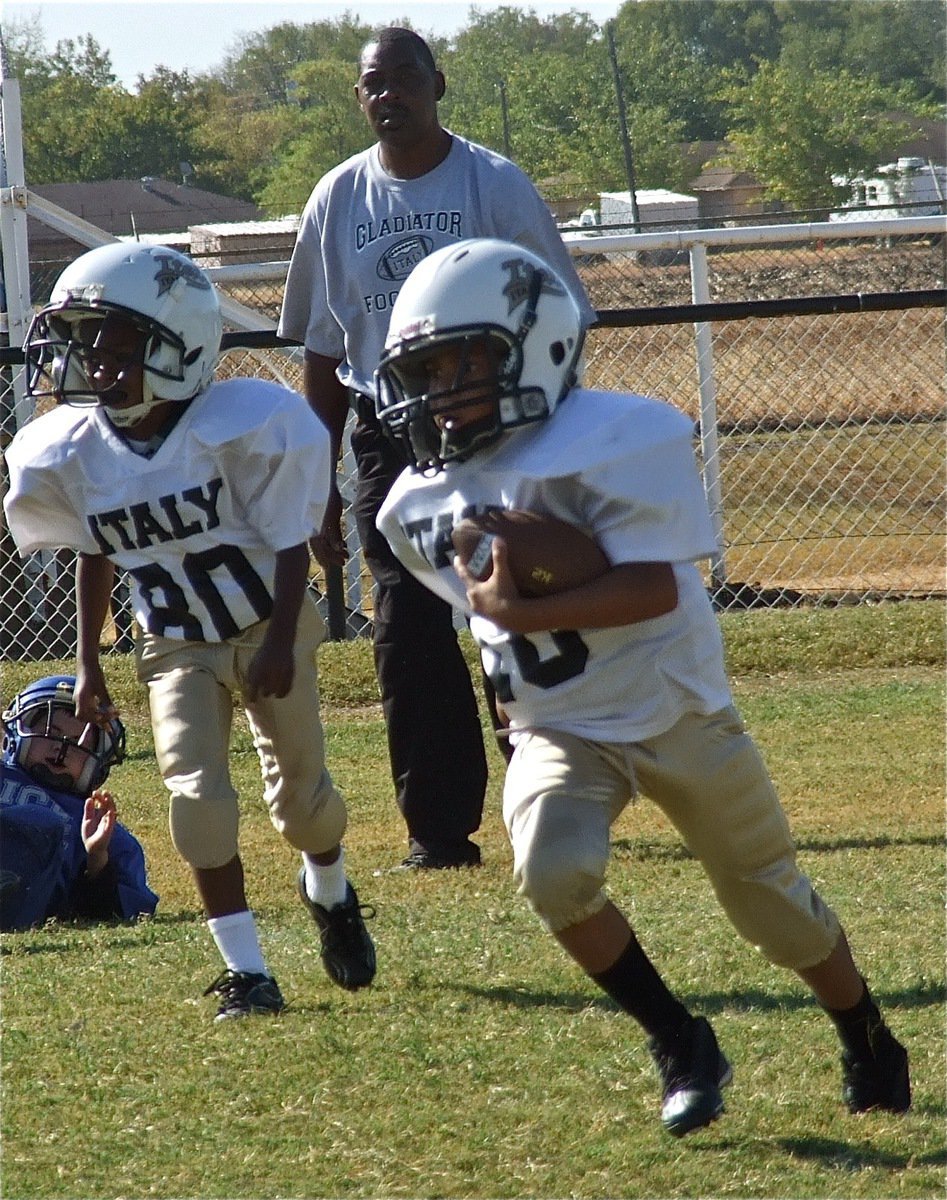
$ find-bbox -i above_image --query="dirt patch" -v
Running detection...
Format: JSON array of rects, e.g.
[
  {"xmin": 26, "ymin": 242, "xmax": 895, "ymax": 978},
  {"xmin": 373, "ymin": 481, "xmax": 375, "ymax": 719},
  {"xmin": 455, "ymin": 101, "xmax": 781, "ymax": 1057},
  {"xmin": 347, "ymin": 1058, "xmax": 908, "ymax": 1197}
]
[{"xmin": 576, "ymin": 237, "xmax": 945, "ymax": 308}]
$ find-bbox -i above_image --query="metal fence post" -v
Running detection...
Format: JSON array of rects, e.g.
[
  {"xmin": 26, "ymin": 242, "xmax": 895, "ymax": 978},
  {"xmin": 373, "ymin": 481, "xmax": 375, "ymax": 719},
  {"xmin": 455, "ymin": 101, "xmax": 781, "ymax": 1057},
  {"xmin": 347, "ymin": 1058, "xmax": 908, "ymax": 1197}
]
[{"xmin": 689, "ymin": 241, "xmax": 728, "ymax": 593}]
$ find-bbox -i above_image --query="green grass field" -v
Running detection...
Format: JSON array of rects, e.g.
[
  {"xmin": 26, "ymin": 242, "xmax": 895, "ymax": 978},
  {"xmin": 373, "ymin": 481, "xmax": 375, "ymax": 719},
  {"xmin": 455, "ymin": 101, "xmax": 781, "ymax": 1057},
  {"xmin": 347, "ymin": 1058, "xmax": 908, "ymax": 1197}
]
[{"xmin": 2, "ymin": 602, "xmax": 944, "ymax": 1199}]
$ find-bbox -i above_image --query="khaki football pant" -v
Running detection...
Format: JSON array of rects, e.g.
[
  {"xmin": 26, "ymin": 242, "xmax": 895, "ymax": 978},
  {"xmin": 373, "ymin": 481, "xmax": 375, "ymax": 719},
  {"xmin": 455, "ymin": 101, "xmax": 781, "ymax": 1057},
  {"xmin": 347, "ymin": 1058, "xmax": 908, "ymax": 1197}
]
[
  {"xmin": 136, "ymin": 596, "xmax": 347, "ymax": 869},
  {"xmin": 503, "ymin": 705, "xmax": 841, "ymax": 970}
]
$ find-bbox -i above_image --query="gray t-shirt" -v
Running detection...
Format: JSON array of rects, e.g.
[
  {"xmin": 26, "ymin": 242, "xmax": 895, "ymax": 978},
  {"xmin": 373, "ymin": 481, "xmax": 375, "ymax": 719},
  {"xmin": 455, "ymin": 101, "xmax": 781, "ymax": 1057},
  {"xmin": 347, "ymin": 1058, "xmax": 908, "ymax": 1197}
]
[{"xmin": 278, "ymin": 132, "xmax": 596, "ymax": 398}]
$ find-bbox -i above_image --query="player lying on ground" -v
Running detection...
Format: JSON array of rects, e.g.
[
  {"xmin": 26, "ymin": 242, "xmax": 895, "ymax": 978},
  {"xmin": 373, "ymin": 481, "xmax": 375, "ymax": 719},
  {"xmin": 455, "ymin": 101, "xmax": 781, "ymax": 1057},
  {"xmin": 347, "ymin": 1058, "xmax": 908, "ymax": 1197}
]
[
  {"xmin": 1, "ymin": 674, "xmax": 158, "ymax": 930},
  {"xmin": 4, "ymin": 243, "xmax": 376, "ymax": 1020},
  {"xmin": 374, "ymin": 237, "xmax": 910, "ymax": 1136}
]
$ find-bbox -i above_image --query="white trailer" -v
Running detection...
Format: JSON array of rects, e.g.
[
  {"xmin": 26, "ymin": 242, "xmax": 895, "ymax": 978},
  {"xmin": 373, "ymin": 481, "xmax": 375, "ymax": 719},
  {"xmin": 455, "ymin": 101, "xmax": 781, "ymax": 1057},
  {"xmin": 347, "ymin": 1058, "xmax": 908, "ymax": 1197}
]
[
  {"xmin": 599, "ymin": 188, "xmax": 699, "ymax": 230},
  {"xmin": 831, "ymin": 157, "xmax": 947, "ymax": 222}
]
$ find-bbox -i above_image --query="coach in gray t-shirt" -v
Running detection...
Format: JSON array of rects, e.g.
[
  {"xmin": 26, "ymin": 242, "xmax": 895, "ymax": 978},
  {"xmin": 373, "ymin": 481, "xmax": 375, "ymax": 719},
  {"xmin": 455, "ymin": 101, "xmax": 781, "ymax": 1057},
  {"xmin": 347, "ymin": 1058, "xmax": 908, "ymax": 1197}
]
[{"xmin": 279, "ymin": 26, "xmax": 594, "ymax": 872}]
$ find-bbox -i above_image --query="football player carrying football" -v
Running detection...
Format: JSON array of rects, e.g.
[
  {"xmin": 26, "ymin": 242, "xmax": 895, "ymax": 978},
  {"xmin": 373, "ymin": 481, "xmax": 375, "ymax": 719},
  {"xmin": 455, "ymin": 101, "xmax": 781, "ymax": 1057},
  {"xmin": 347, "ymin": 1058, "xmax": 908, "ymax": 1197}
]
[
  {"xmin": 4, "ymin": 243, "xmax": 376, "ymax": 1020},
  {"xmin": 375, "ymin": 238, "xmax": 909, "ymax": 1135}
]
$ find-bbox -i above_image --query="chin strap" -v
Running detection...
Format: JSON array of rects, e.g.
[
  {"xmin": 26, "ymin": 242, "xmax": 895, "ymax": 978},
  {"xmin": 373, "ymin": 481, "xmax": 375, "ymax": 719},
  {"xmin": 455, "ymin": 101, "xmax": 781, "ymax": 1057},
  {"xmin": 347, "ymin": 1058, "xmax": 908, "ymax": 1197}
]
[
  {"xmin": 512, "ymin": 266, "xmax": 545, "ymax": 348},
  {"xmin": 102, "ymin": 377, "xmax": 165, "ymax": 428}
]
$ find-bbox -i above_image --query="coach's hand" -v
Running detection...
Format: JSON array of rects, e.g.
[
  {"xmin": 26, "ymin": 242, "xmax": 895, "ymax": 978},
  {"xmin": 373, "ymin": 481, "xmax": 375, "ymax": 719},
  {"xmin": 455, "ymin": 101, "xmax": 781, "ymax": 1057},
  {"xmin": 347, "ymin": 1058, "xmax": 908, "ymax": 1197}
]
[{"xmin": 310, "ymin": 485, "xmax": 347, "ymax": 568}]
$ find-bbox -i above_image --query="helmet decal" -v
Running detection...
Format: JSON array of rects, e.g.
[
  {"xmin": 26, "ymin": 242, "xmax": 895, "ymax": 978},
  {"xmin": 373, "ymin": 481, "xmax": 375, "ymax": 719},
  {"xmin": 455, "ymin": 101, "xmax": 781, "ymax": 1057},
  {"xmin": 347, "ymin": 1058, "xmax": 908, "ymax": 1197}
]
[
  {"xmin": 501, "ymin": 257, "xmax": 566, "ymax": 316},
  {"xmin": 154, "ymin": 252, "xmax": 212, "ymax": 297}
]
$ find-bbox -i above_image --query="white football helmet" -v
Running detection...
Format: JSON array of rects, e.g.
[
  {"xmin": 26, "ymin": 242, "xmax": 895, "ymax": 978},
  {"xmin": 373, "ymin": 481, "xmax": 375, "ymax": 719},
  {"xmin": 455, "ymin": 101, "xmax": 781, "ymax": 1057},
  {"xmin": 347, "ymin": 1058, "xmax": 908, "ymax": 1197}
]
[
  {"xmin": 23, "ymin": 242, "xmax": 222, "ymax": 427},
  {"xmin": 375, "ymin": 238, "xmax": 585, "ymax": 471}
]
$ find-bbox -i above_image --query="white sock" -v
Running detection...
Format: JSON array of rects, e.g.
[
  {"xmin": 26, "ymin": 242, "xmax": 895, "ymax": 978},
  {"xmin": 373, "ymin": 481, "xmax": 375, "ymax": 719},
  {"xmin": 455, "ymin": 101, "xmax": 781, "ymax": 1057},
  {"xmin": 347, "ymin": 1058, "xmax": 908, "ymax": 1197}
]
[
  {"xmin": 303, "ymin": 847, "xmax": 348, "ymax": 910},
  {"xmin": 207, "ymin": 910, "xmax": 268, "ymax": 976}
]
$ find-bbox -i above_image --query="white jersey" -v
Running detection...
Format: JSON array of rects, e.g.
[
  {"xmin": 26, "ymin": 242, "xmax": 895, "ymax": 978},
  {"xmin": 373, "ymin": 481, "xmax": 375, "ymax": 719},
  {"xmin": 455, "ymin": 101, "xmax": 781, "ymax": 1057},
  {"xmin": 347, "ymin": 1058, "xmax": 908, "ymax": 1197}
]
[
  {"xmin": 377, "ymin": 389, "xmax": 733, "ymax": 743},
  {"xmin": 278, "ymin": 132, "xmax": 596, "ymax": 398},
  {"xmin": 4, "ymin": 379, "xmax": 332, "ymax": 643}
]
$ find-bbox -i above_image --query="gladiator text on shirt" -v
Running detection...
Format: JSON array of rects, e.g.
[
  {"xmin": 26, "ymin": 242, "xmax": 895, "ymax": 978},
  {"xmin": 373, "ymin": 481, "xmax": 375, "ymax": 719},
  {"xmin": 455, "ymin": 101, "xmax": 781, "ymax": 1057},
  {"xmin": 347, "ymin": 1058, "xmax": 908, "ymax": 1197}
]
[{"xmin": 355, "ymin": 211, "xmax": 462, "ymax": 252}]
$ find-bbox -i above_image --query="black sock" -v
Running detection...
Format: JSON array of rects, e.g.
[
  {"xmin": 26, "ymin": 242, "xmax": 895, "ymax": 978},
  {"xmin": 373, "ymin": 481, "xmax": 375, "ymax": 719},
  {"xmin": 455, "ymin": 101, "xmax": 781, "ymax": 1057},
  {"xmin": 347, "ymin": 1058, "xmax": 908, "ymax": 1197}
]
[
  {"xmin": 591, "ymin": 933, "xmax": 692, "ymax": 1046},
  {"xmin": 823, "ymin": 979, "xmax": 885, "ymax": 1060}
]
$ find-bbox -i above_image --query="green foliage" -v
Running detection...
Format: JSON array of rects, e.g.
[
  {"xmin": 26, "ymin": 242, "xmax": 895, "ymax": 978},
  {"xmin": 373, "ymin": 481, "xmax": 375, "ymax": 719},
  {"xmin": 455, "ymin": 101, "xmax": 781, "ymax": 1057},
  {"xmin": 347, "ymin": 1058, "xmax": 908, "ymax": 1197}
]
[
  {"xmin": 611, "ymin": 0, "xmax": 782, "ymax": 140},
  {"xmin": 4, "ymin": 26, "xmax": 209, "ymax": 184},
  {"xmin": 1, "ymin": 1, "xmax": 943, "ymax": 210},
  {"xmin": 776, "ymin": 0, "xmax": 947, "ymax": 104},
  {"xmin": 2, "ymin": 603, "xmax": 944, "ymax": 1197},
  {"xmin": 720, "ymin": 62, "xmax": 924, "ymax": 209},
  {"xmin": 216, "ymin": 16, "xmax": 378, "ymax": 105},
  {"xmin": 256, "ymin": 58, "xmax": 373, "ymax": 215}
]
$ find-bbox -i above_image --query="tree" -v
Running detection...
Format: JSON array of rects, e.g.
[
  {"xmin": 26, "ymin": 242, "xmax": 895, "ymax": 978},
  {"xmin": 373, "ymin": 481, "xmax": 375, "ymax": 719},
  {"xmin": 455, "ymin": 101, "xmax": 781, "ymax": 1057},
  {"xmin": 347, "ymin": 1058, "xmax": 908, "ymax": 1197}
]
[
  {"xmin": 442, "ymin": 8, "xmax": 628, "ymax": 195},
  {"xmin": 190, "ymin": 81, "xmax": 297, "ymax": 202},
  {"xmin": 255, "ymin": 59, "xmax": 372, "ymax": 214},
  {"xmin": 24, "ymin": 66, "xmax": 206, "ymax": 184},
  {"xmin": 8, "ymin": 32, "xmax": 123, "ymax": 181},
  {"xmin": 721, "ymin": 61, "xmax": 924, "ymax": 209},
  {"xmin": 775, "ymin": 0, "xmax": 946, "ymax": 104},
  {"xmin": 0, "ymin": 13, "xmax": 59, "ymax": 87},
  {"xmin": 46, "ymin": 34, "xmax": 116, "ymax": 88},
  {"xmin": 610, "ymin": 0, "xmax": 781, "ymax": 140},
  {"xmin": 217, "ymin": 16, "xmax": 386, "ymax": 106},
  {"xmin": 4, "ymin": 2, "xmax": 940, "ymax": 216}
]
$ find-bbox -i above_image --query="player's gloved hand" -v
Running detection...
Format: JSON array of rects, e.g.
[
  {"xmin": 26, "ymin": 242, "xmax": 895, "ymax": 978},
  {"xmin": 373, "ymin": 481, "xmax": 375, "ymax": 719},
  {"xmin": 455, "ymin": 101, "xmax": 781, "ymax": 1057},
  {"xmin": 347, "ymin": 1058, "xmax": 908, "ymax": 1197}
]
[{"xmin": 309, "ymin": 485, "xmax": 347, "ymax": 568}]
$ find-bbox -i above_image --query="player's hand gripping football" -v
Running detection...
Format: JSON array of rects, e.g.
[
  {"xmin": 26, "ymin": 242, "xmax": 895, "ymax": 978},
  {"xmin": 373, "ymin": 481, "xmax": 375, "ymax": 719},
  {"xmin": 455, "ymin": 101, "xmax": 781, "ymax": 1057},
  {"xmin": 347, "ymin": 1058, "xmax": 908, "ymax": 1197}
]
[
  {"xmin": 454, "ymin": 536, "xmax": 531, "ymax": 632},
  {"xmin": 455, "ymin": 533, "xmax": 680, "ymax": 635}
]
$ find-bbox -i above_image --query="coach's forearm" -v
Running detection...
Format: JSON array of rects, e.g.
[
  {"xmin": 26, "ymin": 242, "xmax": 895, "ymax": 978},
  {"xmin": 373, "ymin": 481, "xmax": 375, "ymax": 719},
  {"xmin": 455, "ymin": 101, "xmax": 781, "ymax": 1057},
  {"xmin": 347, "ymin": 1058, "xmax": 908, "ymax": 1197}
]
[{"xmin": 303, "ymin": 350, "xmax": 350, "ymax": 468}]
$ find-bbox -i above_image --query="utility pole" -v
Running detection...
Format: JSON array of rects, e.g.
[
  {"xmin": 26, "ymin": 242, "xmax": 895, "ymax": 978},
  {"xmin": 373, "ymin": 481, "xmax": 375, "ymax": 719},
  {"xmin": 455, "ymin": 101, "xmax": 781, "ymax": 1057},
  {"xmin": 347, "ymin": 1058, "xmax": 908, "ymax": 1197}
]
[
  {"xmin": 499, "ymin": 79, "xmax": 511, "ymax": 160},
  {"xmin": 606, "ymin": 21, "xmax": 640, "ymax": 232}
]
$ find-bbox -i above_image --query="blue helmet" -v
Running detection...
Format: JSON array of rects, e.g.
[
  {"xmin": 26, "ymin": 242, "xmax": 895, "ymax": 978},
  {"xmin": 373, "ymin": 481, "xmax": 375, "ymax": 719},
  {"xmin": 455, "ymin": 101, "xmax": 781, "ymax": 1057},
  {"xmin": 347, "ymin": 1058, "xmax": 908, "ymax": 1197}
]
[{"xmin": 1, "ymin": 676, "xmax": 126, "ymax": 796}]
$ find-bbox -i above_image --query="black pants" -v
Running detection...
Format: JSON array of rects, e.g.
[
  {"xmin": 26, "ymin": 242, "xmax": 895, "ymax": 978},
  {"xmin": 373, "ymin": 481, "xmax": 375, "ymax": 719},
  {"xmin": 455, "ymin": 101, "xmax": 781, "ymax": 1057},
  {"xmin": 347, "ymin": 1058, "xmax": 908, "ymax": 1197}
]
[{"xmin": 351, "ymin": 413, "xmax": 488, "ymax": 853}]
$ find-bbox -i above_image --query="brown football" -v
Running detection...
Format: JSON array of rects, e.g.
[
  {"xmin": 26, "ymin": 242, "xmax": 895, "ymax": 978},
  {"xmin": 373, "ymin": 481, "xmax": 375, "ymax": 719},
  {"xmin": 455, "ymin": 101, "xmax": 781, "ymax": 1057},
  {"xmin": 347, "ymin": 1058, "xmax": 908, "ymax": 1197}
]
[{"xmin": 451, "ymin": 509, "xmax": 609, "ymax": 597}]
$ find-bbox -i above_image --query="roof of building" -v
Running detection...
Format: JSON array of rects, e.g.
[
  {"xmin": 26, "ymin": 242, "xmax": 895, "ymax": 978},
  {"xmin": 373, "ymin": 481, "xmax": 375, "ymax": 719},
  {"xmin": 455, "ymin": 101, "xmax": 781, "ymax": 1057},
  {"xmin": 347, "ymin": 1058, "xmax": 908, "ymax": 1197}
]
[
  {"xmin": 29, "ymin": 178, "xmax": 265, "ymax": 245},
  {"xmin": 690, "ymin": 165, "xmax": 762, "ymax": 192}
]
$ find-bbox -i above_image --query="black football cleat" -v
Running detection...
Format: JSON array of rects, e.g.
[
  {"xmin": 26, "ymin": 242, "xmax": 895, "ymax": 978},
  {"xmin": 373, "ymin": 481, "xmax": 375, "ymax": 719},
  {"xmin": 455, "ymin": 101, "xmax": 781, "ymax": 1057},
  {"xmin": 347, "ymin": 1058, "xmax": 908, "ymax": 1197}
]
[
  {"xmin": 649, "ymin": 1016, "xmax": 732, "ymax": 1137},
  {"xmin": 842, "ymin": 1023, "xmax": 911, "ymax": 1113},
  {"xmin": 203, "ymin": 969, "xmax": 286, "ymax": 1021},
  {"xmin": 297, "ymin": 870, "xmax": 377, "ymax": 991},
  {"xmin": 396, "ymin": 840, "xmax": 482, "ymax": 870}
]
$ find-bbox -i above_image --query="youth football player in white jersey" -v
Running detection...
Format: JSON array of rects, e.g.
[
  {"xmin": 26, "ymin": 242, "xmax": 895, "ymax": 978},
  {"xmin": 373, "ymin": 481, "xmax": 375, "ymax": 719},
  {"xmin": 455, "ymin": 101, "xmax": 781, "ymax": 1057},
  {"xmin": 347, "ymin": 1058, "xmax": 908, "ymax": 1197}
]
[
  {"xmin": 4, "ymin": 243, "xmax": 376, "ymax": 1020},
  {"xmin": 374, "ymin": 238, "xmax": 910, "ymax": 1135}
]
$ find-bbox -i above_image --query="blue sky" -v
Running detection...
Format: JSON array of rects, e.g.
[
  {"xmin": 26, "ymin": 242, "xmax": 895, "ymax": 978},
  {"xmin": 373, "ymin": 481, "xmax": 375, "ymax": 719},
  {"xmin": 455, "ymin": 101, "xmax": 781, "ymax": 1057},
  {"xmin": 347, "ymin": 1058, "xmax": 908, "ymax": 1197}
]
[{"xmin": 5, "ymin": 1, "xmax": 624, "ymax": 90}]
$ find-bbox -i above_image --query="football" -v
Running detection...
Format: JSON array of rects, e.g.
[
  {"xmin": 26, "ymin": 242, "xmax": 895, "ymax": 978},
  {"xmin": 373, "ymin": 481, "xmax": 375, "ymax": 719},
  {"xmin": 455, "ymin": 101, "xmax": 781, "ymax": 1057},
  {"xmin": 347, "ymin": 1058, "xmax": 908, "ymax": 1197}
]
[{"xmin": 451, "ymin": 509, "xmax": 609, "ymax": 597}]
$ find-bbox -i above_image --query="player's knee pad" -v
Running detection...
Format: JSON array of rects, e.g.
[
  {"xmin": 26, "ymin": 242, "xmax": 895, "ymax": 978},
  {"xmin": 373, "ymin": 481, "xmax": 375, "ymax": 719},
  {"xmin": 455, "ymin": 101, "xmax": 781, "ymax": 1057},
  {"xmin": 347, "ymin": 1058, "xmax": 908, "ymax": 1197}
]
[
  {"xmin": 265, "ymin": 768, "xmax": 348, "ymax": 855},
  {"xmin": 711, "ymin": 850, "xmax": 842, "ymax": 970},
  {"xmin": 514, "ymin": 840, "xmax": 608, "ymax": 933},
  {"xmin": 169, "ymin": 792, "xmax": 239, "ymax": 869}
]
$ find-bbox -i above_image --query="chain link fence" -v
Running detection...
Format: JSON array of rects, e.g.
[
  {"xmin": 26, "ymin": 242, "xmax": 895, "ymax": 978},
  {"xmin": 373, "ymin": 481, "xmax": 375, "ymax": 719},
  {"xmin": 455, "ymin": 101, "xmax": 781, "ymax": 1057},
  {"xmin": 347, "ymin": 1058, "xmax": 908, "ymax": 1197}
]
[{"xmin": 2, "ymin": 222, "xmax": 944, "ymax": 660}]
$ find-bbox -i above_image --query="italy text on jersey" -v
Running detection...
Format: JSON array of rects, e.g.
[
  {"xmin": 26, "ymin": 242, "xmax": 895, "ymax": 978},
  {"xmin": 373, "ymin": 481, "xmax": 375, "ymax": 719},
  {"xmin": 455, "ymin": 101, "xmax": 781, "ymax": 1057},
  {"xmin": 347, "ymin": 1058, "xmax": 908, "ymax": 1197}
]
[{"xmin": 83, "ymin": 477, "xmax": 273, "ymax": 641}]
